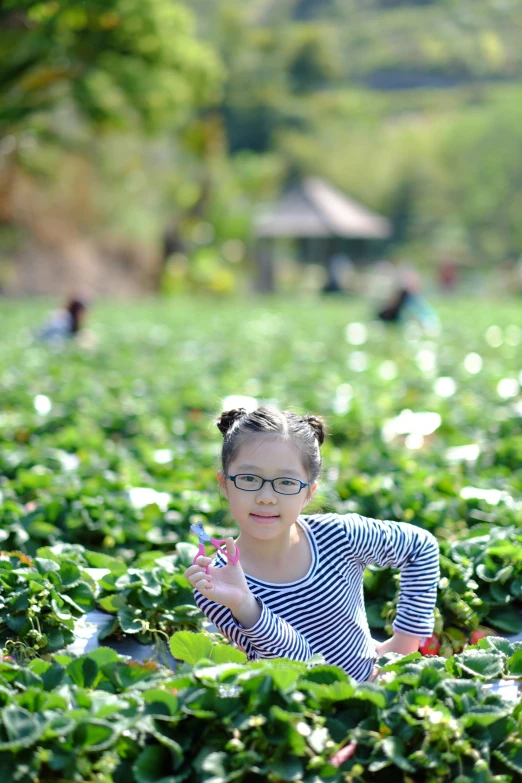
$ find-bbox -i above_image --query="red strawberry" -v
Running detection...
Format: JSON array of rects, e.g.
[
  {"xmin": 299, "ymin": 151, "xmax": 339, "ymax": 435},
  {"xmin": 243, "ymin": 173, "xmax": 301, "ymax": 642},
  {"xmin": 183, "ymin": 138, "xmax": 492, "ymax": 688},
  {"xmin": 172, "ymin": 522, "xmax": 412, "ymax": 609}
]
[
  {"xmin": 470, "ymin": 630, "xmax": 488, "ymax": 645},
  {"xmin": 419, "ymin": 634, "xmax": 440, "ymax": 656}
]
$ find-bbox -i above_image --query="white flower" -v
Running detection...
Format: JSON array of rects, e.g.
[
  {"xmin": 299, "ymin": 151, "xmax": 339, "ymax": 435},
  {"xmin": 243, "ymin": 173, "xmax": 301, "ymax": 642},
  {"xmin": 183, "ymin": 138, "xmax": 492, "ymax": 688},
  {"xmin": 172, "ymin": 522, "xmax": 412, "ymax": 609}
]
[{"xmin": 416, "ymin": 706, "xmax": 446, "ymax": 725}]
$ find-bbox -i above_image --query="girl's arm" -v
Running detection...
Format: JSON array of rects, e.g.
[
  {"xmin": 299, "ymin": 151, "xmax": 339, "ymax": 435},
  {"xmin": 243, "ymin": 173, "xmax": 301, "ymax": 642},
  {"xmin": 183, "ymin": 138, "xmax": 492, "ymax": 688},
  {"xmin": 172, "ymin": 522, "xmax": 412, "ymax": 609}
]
[
  {"xmin": 194, "ymin": 588, "xmax": 314, "ymax": 662},
  {"xmin": 185, "ymin": 542, "xmax": 314, "ymax": 662},
  {"xmin": 343, "ymin": 514, "xmax": 440, "ymax": 644}
]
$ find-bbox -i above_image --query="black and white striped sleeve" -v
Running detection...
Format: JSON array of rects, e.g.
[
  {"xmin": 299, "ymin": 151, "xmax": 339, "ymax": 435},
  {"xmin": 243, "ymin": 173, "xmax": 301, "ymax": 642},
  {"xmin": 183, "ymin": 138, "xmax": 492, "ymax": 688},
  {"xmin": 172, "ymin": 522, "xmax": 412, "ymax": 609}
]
[
  {"xmin": 194, "ymin": 589, "xmax": 313, "ymax": 661},
  {"xmin": 342, "ymin": 514, "xmax": 440, "ymax": 638}
]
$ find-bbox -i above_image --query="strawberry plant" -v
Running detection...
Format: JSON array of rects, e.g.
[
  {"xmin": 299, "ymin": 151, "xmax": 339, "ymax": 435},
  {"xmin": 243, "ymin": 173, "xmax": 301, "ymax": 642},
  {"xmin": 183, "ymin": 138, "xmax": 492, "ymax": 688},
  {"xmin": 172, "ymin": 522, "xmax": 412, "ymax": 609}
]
[
  {"xmin": 0, "ymin": 551, "xmax": 95, "ymax": 655},
  {"xmin": 0, "ymin": 633, "xmax": 520, "ymax": 782},
  {"xmin": 2, "ymin": 298, "xmax": 522, "ymax": 779},
  {"xmin": 95, "ymin": 544, "xmax": 203, "ymax": 644},
  {"xmin": 449, "ymin": 526, "xmax": 522, "ymax": 635}
]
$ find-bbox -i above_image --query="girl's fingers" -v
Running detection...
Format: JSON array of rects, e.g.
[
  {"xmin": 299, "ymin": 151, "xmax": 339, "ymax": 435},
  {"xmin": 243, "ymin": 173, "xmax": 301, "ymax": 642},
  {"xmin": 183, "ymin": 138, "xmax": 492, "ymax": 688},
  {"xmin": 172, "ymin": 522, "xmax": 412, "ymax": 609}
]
[
  {"xmin": 226, "ymin": 537, "xmax": 238, "ymax": 560},
  {"xmin": 190, "ymin": 571, "xmax": 213, "ymax": 588},
  {"xmin": 184, "ymin": 558, "xmax": 212, "ymax": 578},
  {"xmin": 184, "ymin": 566, "xmax": 201, "ymax": 579},
  {"xmin": 194, "ymin": 575, "xmax": 212, "ymax": 592}
]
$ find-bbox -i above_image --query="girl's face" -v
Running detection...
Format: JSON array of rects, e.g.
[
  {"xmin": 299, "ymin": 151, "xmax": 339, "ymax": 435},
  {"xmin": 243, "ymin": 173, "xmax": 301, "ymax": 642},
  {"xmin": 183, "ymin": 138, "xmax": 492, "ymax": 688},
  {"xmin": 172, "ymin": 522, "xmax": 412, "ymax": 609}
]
[{"xmin": 217, "ymin": 435, "xmax": 317, "ymax": 540}]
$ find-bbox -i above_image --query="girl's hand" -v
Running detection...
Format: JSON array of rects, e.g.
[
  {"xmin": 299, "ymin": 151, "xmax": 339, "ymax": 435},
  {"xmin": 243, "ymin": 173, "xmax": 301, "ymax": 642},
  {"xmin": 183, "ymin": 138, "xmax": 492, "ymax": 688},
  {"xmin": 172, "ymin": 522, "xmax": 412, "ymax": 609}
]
[
  {"xmin": 373, "ymin": 639, "xmax": 383, "ymax": 657},
  {"xmin": 368, "ymin": 666, "xmax": 380, "ymax": 682},
  {"xmin": 374, "ymin": 631, "xmax": 421, "ymax": 657},
  {"xmin": 184, "ymin": 538, "xmax": 251, "ymax": 617}
]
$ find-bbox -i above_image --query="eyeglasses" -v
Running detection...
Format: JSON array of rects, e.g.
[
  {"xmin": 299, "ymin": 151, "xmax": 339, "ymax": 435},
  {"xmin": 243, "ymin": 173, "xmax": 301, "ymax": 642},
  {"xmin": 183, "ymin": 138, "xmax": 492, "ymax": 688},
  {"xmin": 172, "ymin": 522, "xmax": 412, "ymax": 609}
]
[{"xmin": 226, "ymin": 473, "xmax": 310, "ymax": 495}]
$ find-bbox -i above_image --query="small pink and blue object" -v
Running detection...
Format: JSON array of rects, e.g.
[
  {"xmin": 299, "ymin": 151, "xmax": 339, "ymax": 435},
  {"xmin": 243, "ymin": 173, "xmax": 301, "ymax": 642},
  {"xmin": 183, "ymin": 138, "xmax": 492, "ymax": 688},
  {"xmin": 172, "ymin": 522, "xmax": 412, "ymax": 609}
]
[{"xmin": 190, "ymin": 521, "xmax": 241, "ymax": 575}]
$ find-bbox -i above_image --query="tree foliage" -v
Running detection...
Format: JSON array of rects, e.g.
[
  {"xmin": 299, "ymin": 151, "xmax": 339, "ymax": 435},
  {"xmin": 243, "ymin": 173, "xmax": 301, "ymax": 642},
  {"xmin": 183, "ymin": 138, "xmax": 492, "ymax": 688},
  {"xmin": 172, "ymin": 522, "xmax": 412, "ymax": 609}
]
[
  {"xmin": 0, "ymin": 0, "xmax": 223, "ymax": 134},
  {"xmin": 3, "ymin": 0, "xmax": 522, "ymax": 277}
]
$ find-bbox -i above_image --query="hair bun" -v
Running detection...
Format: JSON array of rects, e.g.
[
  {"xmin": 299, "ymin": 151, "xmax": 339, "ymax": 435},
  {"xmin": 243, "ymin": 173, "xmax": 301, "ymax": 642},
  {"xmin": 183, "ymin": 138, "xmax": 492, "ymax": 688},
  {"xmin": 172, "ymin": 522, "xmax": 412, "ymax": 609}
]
[
  {"xmin": 217, "ymin": 408, "xmax": 247, "ymax": 437},
  {"xmin": 303, "ymin": 415, "xmax": 326, "ymax": 446}
]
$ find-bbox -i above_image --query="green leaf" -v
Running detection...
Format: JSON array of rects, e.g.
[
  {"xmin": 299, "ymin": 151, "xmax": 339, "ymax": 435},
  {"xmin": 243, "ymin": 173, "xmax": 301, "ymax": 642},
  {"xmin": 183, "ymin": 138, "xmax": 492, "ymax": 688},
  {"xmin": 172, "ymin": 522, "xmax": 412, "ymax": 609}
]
[
  {"xmin": 268, "ymin": 757, "xmax": 303, "ymax": 781},
  {"xmin": 58, "ymin": 560, "xmax": 82, "ymax": 588},
  {"xmin": 65, "ymin": 581, "xmax": 96, "ymax": 612},
  {"xmin": 488, "ymin": 605, "xmax": 522, "ymax": 634},
  {"xmin": 461, "ymin": 704, "xmax": 512, "ymax": 727},
  {"xmin": 73, "ymin": 719, "xmax": 116, "ymax": 751},
  {"xmin": 118, "ymin": 606, "xmax": 144, "ymax": 634},
  {"xmin": 67, "ymin": 656, "xmax": 99, "ymax": 688},
  {"xmin": 140, "ymin": 571, "xmax": 163, "ymax": 597},
  {"xmin": 143, "ymin": 689, "xmax": 179, "ymax": 717},
  {"xmin": 98, "ymin": 593, "xmax": 126, "ymax": 613},
  {"xmin": 134, "ymin": 745, "xmax": 173, "ymax": 783},
  {"xmin": 353, "ymin": 684, "xmax": 387, "ymax": 707},
  {"xmin": 34, "ymin": 558, "xmax": 60, "ymax": 575},
  {"xmin": 170, "ymin": 632, "xmax": 213, "ymax": 664},
  {"xmin": 41, "ymin": 662, "xmax": 66, "ymax": 691},
  {"xmin": 493, "ymin": 740, "xmax": 522, "ymax": 774},
  {"xmin": 301, "ymin": 665, "xmax": 348, "ymax": 685},
  {"xmin": 6, "ymin": 614, "xmax": 29, "ymax": 634},
  {"xmin": 8, "ymin": 589, "xmax": 30, "ymax": 612},
  {"xmin": 88, "ymin": 647, "xmax": 121, "ymax": 666},
  {"xmin": 44, "ymin": 715, "xmax": 76, "ymax": 739},
  {"xmin": 478, "ymin": 636, "xmax": 515, "ymax": 656},
  {"xmin": 476, "ymin": 563, "xmax": 513, "ymax": 583},
  {"xmin": 51, "ymin": 597, "xmax": 72, "ymax": 621},
  {"xmin": 97, "ymin": 615, "xmax": 120, "ymax": 641},
  {"xmin": 304, "ymin": 680, "xmax": 356, "ymax": 703},
  {"xmin": 452, "ymin": 649, "xmax": 505, "ymax": 679},
  {"xmin": 174, "ymin": 542, "xmax": 199, "ymax": 568},
  {"xmin": 65, "ymin": 648, "xmax": 119, "ymax": 687},
  {"xmin": 270, "ymin": 666, "xmax": 301, "ymax": 692},
  {"xmin": 102, "ymin": 660, "xmax": 160, "ymax": 690},
  {"xmin": 365, "ymin": 602, "xmax": 386, "ymax": 628},
  {"xmin": 0, "ymin": 706, "xmax": 43, "ymax": 750},
  {"xmin": 210, "ymin": 645, "xmax": 247, "ymax": 664},
  {"xmin": 97, "ymin": 572, "xmax": 120, "ymax": 592},
  {"xmin": 381, "ymin": 736, "xmax": 416, "ymax": 772},
  {"xmin": 27, "ymin": 521, "xmax": 60, "ymax": 539},
  {"xmin": 84, "ymin": 551, "xmax": 127, "ymax": 576},
  {"xmin": 508, "ymin": 649, "xmax": 522, "ymax": 676},
  {"xmin": 42, "ymin": 626, "xmax": 66, "ymax": 652}
]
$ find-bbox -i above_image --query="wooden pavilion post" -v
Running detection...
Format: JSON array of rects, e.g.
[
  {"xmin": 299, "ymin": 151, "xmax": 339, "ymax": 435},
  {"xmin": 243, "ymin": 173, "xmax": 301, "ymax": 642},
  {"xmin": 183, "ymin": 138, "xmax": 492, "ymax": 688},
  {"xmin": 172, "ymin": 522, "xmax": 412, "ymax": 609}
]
[{"xmin": 255, "ymin": 237, "xmax": 275, "ymax": 292}]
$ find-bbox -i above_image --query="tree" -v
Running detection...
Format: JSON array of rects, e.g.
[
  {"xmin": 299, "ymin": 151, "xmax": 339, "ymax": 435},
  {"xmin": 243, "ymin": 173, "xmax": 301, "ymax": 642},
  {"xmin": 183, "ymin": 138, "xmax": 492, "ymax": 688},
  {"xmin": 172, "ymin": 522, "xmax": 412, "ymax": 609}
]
[{"xmin": 0, "ymin": 0, "xmax": 223, "ymax": 135}]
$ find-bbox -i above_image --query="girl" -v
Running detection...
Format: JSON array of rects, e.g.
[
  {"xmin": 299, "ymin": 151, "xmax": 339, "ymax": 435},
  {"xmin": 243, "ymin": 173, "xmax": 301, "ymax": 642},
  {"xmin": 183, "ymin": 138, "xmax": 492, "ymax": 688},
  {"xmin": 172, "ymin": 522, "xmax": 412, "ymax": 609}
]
[{"xmin": 184, "ymin": 407, "xmax": 440, "ymax": 682}]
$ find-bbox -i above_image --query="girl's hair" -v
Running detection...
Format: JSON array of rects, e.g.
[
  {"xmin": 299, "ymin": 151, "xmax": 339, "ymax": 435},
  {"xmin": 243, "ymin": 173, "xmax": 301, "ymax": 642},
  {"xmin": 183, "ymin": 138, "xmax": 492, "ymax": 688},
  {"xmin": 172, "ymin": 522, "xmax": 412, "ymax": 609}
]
[{"xmin": 217, "ymin": 406, "xmax": 326, "ymax": 481}]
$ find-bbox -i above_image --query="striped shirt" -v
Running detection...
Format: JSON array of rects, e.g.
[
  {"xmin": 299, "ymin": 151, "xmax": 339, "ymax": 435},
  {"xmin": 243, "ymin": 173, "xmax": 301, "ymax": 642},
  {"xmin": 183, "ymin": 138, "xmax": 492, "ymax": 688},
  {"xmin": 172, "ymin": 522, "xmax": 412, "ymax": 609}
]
[{"xmin": 194, "ymin": 513, "xmax": 440, "ymax": 682}]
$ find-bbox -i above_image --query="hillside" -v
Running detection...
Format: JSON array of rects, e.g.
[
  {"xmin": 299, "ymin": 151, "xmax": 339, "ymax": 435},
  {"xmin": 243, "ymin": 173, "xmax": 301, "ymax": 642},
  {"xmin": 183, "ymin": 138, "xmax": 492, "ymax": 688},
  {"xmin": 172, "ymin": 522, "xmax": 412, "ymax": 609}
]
[{"xmin": 195, "ymin": 0, "xmax": 522, "ymax": 91}]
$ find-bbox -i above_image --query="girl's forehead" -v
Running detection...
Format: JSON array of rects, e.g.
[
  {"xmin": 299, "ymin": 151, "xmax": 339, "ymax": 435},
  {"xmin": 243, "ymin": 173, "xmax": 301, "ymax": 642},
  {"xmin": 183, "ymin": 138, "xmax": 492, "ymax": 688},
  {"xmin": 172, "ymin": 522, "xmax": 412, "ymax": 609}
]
[{"xmin": 232, "ymin": 434, "xmax": 306, "ymax": 471}]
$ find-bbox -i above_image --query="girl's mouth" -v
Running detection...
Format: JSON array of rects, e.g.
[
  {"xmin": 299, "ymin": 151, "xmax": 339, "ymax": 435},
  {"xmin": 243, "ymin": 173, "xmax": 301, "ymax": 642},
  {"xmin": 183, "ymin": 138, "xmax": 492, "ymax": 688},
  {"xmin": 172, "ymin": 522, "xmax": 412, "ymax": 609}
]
[{"xmin": 250, "ymin": 513, "xmax": 279, "ymax": 524}]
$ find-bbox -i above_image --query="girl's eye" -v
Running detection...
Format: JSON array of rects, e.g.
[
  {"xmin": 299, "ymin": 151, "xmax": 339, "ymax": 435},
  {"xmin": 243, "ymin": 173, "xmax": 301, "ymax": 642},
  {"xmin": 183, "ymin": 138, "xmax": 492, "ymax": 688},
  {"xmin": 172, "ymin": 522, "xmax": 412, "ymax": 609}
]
[
  {"xmin": 243, "ymin": 475, "xmax": 257, "ymax": 482},
  {"xmin": 280, "ymin": 479, "xmax": 299, "ymax": 486}
]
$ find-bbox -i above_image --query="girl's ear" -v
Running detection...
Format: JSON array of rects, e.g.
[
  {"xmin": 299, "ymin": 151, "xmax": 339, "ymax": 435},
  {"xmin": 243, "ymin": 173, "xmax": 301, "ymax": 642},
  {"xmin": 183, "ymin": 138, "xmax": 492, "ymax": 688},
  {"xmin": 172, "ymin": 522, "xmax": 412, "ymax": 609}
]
[
  {"xmin": 217, "ymin": 470, "xmax": 229, "ymax": 499},
  {"xmin": 303, "ymin": 481, "xmax": 318, "ymax": 507}
]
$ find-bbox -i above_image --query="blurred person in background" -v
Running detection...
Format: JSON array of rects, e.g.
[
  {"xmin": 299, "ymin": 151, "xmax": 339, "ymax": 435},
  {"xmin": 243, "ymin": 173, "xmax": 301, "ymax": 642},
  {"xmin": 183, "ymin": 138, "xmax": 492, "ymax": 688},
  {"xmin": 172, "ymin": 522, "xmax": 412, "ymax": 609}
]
[
  {"xmin": 322, "ymin": 253, "xmax": 354, "ymax": 294},
  {"xmin": 377, "ymin": 265, "xmax": 439, "ymax": 333},
  {"xmin": 38, "ymin": 296, "xmax": 90, "ymax": 343}
]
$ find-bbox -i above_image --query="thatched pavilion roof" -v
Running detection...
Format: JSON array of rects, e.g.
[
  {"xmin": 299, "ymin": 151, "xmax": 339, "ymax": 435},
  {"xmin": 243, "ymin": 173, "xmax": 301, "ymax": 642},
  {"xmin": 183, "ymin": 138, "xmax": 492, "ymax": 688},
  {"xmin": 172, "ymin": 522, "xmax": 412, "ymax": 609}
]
[{"xmin": 254, "ymin": 177, "xmax": 392, "ymax": 240}]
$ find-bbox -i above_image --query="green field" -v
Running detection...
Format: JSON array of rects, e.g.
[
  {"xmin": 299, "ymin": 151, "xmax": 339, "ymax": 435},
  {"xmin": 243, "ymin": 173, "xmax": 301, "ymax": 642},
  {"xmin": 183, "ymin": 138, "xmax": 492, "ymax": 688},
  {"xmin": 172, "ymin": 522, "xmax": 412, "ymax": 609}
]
[{"xmin": 1, "ymin": 295, "xmax": 522, "ymax": 782}]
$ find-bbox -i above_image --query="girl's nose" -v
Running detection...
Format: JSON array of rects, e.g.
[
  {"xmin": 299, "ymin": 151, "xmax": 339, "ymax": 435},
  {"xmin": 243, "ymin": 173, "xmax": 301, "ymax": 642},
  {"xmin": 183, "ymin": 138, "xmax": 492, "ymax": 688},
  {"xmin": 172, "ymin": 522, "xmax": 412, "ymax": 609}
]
[{"xmin": 257, "ymin": 481, "xmax": 277, "ymax": 501}]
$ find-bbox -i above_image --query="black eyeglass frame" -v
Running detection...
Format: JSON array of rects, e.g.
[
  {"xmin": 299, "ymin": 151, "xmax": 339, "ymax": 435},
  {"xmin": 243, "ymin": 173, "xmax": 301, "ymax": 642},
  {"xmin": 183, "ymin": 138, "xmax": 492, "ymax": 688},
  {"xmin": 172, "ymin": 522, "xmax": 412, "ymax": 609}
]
[{"xmin": 226, "ymin": 473, "xmax": 311, "ymax": 495}]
